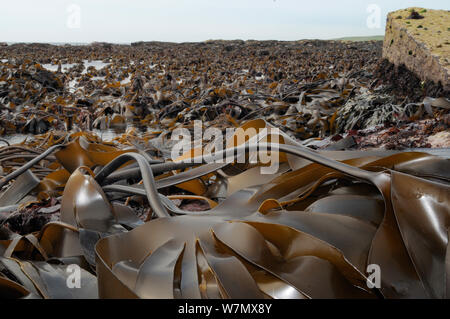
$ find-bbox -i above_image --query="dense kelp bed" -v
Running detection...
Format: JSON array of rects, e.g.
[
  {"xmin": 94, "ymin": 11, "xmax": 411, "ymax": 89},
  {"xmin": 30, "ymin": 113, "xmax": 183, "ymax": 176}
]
[
  {"xmin": 1, "ymin": 41, "xmax": 448, "ymax": 149},
  {"xmin": 0, "ymin": 41, "xmax": 449, "ymax": 299}
]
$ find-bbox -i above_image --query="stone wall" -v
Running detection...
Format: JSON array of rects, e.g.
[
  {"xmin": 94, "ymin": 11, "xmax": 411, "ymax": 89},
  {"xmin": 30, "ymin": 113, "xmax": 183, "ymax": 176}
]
[{"xmin": 382, "ymin": 8, "xmax": 449, "ymax": 91}]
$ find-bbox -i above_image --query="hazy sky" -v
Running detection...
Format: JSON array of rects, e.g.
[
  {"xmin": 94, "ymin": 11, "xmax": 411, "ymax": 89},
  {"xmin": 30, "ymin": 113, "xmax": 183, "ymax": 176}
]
[{"xmin": 1, "ymin": 0, "xmax": 448, "ymax": 43}]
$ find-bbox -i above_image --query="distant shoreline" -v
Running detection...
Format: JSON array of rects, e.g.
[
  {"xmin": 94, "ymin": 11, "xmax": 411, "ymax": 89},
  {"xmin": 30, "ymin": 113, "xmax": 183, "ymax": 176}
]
[
  {"xmin": 1, "ymin": 36, "xmax": 385, "ymax": 46},
  {"xmin": 333, "ymin": 35, "xmax": 385, "ymax": 41}
]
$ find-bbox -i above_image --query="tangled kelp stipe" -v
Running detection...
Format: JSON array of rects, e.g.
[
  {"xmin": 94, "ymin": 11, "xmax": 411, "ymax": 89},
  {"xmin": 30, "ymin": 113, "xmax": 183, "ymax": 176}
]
[{"xmin": 0, "ymin": 121, "xmax": 449, "ymax": 299}]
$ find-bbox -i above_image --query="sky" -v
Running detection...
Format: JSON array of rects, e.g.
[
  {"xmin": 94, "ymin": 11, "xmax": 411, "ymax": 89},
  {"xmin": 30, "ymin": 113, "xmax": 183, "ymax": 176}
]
[{"xmin": 0, "ymin": 0, "xmax": 448, "ymax": 43}]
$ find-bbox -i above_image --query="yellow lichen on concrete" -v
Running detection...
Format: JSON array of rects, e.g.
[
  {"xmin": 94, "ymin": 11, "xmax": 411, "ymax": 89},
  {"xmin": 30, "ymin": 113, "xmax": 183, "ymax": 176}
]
[{"xmin": 383, "ymin": 7, "xmax": 449, "ymax": 90}]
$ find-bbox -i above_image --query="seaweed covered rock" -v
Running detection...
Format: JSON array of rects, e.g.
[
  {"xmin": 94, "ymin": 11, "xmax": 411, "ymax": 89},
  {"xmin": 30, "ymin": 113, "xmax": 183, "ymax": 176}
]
[{"xmin": 32, "ymin": 68, "xmax": 64, "ymax": 91}]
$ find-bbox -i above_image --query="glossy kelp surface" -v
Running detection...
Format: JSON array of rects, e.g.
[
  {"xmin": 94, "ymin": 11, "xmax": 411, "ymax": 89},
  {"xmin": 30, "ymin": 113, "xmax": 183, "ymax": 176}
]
[{"xmin": 0, "ymin": 121, "xmax": 449, "ymax": 299}]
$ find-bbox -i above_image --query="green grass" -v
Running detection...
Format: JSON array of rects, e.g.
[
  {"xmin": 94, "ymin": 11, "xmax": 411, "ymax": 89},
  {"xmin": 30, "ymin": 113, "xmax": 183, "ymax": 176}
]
[{"xmin": 333, "ymin": 35, "xmax": 384, "ymax": 42}]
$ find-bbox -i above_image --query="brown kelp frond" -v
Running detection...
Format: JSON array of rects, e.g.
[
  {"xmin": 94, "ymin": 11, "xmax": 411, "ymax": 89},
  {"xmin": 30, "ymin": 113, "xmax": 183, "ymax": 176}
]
[{"xmin": 0, "ymin": 120, "xmax": 449, "ymax": 299}]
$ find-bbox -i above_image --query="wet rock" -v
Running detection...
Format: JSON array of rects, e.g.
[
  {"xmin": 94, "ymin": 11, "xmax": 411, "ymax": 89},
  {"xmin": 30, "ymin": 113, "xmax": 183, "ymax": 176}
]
[
  {"xmin": 374, "ymin": 59, "xmax": 449, "ymax": 101},
  {"xmin": 335, "ymin": 90, "xmax": 398, "ymax": 133},
  {"xmin": 32, "ymin": 69, "xmax": 63, "ymax": 91},
  {"xmin": 5, "ymin": 209, "xmax": 57, "ymax": 235},
  {"xmin": 324, "ymin": 135, "xmax": 356, "ymax": 150}
]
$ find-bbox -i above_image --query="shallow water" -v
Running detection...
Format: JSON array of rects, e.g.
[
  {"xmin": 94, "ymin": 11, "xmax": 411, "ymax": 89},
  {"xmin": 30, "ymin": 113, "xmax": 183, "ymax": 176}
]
[
  {"xmin": 0, "ymin": 131, "xmax": 122, "ymax": 146},
  {"xmin": 120, "ymin": 75, "xmax": 132, "ymax": 85},
  {"xmin": 0, "ymin": 134, "xmax": 31, "ymax": 145},
  {"xmin": 42, "ymin": 63, "xmax": 77, "ymax": 72},
  {"xmin": 82, "ymin": 60, "xmax": 110, "ymax": 74},
  {"xmin": 92, "ymin": 128, "xmax": 125, "ymax": 141},
  {"xmin": 92, "ymin": 124, "xmax": 159, "ymax": 141},
  {"xmin": 0, "ymin": 123, "xmax": 156, "ymax": 147},
  {"xmin": 42, "ymin": 60, "xmax": 110, "ymax": 74},
  {"xmin": 91, "ymin": 76, "xmax": 106, "ymax": 81},
  {"xmin": 68, "ymin": 79, "xmax": 79, "ymax": 92}
]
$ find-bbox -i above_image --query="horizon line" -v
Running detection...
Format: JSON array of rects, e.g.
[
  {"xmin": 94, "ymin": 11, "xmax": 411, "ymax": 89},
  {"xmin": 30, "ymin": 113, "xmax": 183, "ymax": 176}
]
[{"xmin": 1, "ymin": 35, "xmax": 385, "ymax": 46}]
